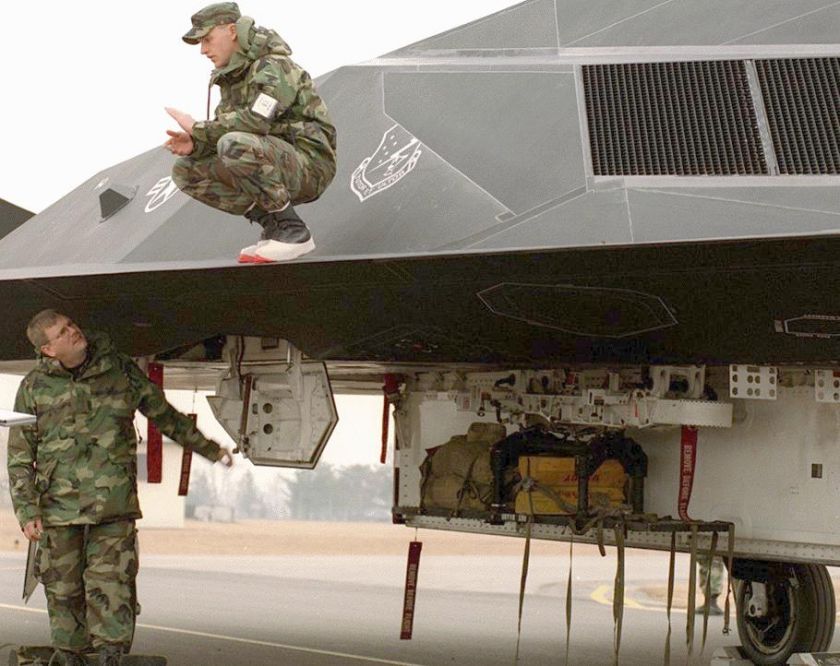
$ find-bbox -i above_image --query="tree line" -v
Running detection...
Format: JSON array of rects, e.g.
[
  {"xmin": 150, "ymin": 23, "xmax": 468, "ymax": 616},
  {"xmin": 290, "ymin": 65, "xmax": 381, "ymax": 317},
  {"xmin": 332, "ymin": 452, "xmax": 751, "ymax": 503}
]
[
  {"xmin": 186, "ymin": 463, "xmax": 393, "ymax": 522},
  {"xmin": 0, "ymin": 430, "xmax": 392, "ymax": 522}
]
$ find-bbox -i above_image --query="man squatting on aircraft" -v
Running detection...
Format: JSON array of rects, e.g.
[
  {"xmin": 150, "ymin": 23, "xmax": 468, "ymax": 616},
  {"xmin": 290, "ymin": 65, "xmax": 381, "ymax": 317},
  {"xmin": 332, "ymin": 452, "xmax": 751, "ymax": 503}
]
[
  {"xmin": 7, "ymin": 310, "xmax": 234, "ymax": 666},
  {"xmin": 165, "ymin": 2, "xmax": 338, "ymax": 264}
]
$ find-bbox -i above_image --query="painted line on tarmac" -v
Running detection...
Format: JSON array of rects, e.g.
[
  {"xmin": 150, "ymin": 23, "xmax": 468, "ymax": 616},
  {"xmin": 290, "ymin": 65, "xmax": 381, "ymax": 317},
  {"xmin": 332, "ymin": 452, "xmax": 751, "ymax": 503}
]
[
  {"xmin": 0, "ymin": 603, "xmax": 425, "ymax": 666},
  {"xmin": 591, "ymin": 584, "xmax": 686, "ymax": 614},
  {"xmin": 0, "ymin": 603, "xmax": 45, "ymax": 615},
  {"xmin": 591, "ymin": 586, "xmax": 840, "ymax": 621},
  {"xmin": 134, "ymin": 623, "xmax": 427, "ymax": 666}
]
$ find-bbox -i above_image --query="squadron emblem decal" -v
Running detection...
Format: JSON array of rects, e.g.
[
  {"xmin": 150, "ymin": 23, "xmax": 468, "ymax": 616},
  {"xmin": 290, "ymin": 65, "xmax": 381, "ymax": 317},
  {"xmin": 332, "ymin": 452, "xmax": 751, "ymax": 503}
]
[
  {"xmin": 145, "ymin": 176, "xmax": 180, "ymax": 213},
  {"xmin": 351, "ymin": 125, "xmax": 422, "ymax": 202}
]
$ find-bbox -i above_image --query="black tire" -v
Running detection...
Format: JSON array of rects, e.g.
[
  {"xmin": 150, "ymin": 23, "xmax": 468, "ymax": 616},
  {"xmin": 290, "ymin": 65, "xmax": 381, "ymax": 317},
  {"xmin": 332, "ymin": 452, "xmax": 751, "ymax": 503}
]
[{"xmin": 736, "ymin": 562, "xmax": 835, "ymax": 665}]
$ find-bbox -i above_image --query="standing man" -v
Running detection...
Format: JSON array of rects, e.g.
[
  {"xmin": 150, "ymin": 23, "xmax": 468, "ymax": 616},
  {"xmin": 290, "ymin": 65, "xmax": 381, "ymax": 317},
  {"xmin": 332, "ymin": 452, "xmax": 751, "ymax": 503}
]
[
  {"xmin": 6, "ymin": 310, "xmax": 233, "ymax": 666},
  {"xmin": 696, "ymin": 555, "xmax": 725, "ymax": 615},
  {"xmin": 165, "ymin": 2, "xmax": 337, "ymax": 264}
]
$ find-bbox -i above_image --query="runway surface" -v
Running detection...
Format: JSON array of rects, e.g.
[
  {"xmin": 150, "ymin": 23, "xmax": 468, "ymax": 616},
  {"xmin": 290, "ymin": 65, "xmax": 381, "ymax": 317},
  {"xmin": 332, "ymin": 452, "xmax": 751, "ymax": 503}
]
[{"xmin": 1, "ymin": 549, "xmax": 838, "ymax": 665}]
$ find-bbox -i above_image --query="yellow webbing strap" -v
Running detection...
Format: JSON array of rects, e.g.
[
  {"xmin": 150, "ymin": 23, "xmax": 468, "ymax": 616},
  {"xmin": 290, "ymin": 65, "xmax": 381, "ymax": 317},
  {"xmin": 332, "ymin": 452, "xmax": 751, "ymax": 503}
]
[
  {"xmin": 700, "ymin": 530, "xmax": 719, "ymax": 654},
  {"xmin": 724, "ymin": 523, "xmax": 735, "ymax": 635},
  {"xmin": 572, "ymin": 512, "xmax": 605, "ymax": 537},
  {"xmin": 685, "ymin": 524, "xmax": 699, "ymax": 659},
  {"xmin": 596, "ymin": 518, "xmax": 607, "ymax": 557},
  {"xmin": 419, "ymin": 457, "xmax": 432, "ymax": 508},
  {"xmin": 664, "ymin": 532, "xmax": 676, "ymax": 666},
  {"xmin": 515, "ymin": 516, "xmax": 532, "ymax": 664},
  {"xmin": 612, "ymin": 523, "xmax": 625, "ymax": 666},
  {"xmin": 564, "ymin": 527, "xmax": 574, "ymax": 666},
  {"xmin": 532, "ymin": 481, "xmax": 578, "ymax": 514},
  {"xmin": 453, "ymin": 456, "xmax": 480, "ymax": 517},
  {"xmin": 514, "ymin": 462, "xmax": 536, "ymax": 664}
]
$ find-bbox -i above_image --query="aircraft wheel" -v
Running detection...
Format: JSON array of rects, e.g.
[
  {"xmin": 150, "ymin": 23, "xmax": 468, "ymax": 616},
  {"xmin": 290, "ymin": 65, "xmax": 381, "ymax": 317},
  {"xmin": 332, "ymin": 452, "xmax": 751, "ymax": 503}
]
[{"xmin": 735, "ymin": 562, "xmax": 835, "ymax": 665}]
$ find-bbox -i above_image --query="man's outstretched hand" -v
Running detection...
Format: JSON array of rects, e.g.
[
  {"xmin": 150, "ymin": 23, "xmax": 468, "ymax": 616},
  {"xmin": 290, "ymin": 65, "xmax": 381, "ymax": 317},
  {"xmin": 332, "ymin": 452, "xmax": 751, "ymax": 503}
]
[
  {"xmin": 164, "ymin": 107, "xmax": 198, "ymax": 155},
  {"xmin": 217, "ymin": 447, "xmax": 234, "ymax": 468},
  {"xmin": 165, "ymin": 107, "xmax": 197, "ymax": 134},
  {"xmin": 164, "ymin": 129, "xmax": 194, "ymax": 156}
]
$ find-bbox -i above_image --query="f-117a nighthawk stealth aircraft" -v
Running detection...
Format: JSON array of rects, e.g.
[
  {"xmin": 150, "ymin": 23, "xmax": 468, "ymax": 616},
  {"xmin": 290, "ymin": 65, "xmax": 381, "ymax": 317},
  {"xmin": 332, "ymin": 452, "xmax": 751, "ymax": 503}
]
[{"xmin": 1, "ymin": 1, "xmax": 838, "ymax": 663}]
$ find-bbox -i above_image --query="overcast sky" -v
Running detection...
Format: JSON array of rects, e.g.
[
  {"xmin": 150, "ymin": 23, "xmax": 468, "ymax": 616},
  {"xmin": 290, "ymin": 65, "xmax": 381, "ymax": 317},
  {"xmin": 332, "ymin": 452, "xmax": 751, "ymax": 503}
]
[
  {"xmin": 0, "ymin": 1, "xmax": 521, "ymax": 471},
  {"xmin": 4, "ymin": 0, "xmax": 519, "ymax": 213}
]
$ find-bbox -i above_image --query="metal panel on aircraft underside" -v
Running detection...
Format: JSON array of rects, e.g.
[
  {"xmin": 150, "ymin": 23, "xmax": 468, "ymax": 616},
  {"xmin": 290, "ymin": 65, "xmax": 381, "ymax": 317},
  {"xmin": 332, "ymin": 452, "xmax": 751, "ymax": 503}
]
[
  {"xmin": 0, "ymin": 0, "xmax": 838, "ymax": 365},
  {"xmin": 0, "ymin": 236, "xmax": 839, "ymax": 366}
]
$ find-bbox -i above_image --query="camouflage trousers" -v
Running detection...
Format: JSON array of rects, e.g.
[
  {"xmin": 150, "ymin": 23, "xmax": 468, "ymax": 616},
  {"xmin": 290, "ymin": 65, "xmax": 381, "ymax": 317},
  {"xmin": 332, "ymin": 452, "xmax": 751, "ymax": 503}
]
[
  {"xmin": 35, "ymin": 520, "xmax": 138, "ymax": 653},
  {"xmin": 171, "ymin": 131, "xmax": 335, "ymax": 216},
  {"xmin": 697, "ymin": 554, "xmax": 725, "ymax": 597}
]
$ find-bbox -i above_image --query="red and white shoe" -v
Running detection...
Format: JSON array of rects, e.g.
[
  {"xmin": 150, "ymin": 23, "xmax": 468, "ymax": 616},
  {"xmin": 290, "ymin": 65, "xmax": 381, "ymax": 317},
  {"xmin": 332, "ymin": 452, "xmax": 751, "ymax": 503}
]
[
  {"xmin": 239, "ymin": 205, "xmax": 314, "ymax": 263},
  {"xmin": 252, "ymin": 238, "xmax": 316, "ymax": 263},
  {"xmin": 237, "ymin": 244, "xmax": 260, "ymax": 263}
]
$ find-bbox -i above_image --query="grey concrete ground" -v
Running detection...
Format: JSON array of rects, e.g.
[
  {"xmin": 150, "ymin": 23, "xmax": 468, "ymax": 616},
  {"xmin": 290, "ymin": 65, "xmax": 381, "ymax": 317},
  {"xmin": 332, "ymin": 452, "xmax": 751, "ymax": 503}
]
[{"xmin": 1, "ymin": 551, "xmax": 837, "ymax": 665}]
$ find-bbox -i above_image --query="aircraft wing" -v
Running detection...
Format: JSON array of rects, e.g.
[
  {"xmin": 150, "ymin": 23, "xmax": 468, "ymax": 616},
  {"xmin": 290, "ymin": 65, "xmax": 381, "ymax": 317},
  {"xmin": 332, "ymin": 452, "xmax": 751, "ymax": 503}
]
[
  {"xmin": 0, "ymin": 235, "xmax": 837, "ymax": 366},
  {"xmin": 0, "ymin": 199, "xmax": 34, "ymax": 241},
  {"xmin": 0, "ymin": 0, "xmax": 838, "ymax": 366}
]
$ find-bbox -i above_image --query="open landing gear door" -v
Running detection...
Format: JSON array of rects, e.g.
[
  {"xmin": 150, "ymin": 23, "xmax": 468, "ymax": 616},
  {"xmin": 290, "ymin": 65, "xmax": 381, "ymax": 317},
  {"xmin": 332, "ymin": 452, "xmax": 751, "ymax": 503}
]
[{"xmin": 207, "ymin": 338, "xmax": 338, "ymax": 469}]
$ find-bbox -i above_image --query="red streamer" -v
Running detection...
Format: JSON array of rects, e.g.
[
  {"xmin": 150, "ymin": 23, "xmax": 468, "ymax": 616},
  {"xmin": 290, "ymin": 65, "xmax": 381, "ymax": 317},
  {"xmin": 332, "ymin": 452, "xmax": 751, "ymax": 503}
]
[
  {"xmin": 400, "ymin": 541, "xmax": 423, "ymax": 640},
  {"xmin": 678, "ymin": 426, "xmax": 698, "ymax": 521},
  {"xmin": 381, "ymin": 375, "xmax": 401, "ymax": 465},
  {"xmin": 146, "ymin": 363, "xmax": 164, "ymax": 484}
]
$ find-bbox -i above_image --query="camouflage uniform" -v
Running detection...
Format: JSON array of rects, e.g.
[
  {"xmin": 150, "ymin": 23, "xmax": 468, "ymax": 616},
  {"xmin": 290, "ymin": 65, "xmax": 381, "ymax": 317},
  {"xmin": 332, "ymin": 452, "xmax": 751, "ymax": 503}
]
[
  {"xmin": 172, "ymin": 8, "xmax": 337, "ymax": 216},
  {"xmin": 7, "ymin": 331, "xmax": 223, "ymax": 654},
  {"xmin": 698, "ymin": 554, "xmax": 724, "ymax": 596}
]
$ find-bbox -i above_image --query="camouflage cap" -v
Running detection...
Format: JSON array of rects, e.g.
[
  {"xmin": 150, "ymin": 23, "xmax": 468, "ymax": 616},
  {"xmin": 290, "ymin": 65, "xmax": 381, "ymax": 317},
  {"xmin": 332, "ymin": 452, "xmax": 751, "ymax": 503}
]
[{"xmin": 182, "ymin": 2, "xmax": 241, "ymax": 44}]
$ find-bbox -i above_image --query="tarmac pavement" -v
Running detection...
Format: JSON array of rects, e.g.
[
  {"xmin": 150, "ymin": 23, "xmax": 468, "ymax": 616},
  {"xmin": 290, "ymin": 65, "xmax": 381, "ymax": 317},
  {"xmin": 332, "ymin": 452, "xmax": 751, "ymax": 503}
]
[{"xmin": 1, "ymin": 549, "xmax": 838, "ymax": 665}]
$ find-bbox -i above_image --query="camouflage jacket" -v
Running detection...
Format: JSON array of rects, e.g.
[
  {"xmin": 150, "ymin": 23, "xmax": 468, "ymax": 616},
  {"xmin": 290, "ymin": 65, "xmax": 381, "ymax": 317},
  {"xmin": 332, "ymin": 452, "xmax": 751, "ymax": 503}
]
[
  {"xmin": 191, "ymin": 18, "xmax": 337, "ymax": 171},
  {"xmin": 6, "ymin": 332, "xmax": 222, "ymax": 528}
]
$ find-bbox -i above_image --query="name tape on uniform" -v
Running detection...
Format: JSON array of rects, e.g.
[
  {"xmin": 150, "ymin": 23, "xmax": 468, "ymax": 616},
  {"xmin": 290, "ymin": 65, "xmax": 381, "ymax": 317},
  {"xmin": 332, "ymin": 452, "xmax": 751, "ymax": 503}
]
[{"xmin": 252, "ymin": 93, "xmax": 279, "ymax": 119}]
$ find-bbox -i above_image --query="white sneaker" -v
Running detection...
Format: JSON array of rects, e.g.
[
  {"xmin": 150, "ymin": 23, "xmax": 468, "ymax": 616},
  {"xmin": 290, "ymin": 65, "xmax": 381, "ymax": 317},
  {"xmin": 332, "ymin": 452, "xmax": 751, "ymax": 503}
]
[
  {"xmin": 253, "ymin": 238, "xmax": 316, "ymax": 263},
  {"xmin": 240, "ymin": 206, "xmax": 314, "ymax": 263},
  {"xmin": 238, "ymin": 243, "xmax": 260, "ymax": 263}
]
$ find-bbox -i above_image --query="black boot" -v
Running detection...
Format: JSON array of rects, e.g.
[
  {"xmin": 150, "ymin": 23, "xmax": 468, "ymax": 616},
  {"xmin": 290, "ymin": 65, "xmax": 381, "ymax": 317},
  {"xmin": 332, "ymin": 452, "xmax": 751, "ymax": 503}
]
[
  {"xmin": 244, "ymin": 207, "xmax": 268, "ymax": 224},
  {"xmin": 97, "ymin": 645, "xmax": 124, "ymax": 666},
  {"xmin": 239, "ymin": 206, "xmax": 314, "ymax": 263},
  {"xmin": 244, "ymin": 204, "xmax": 303, "ymax": 226},
  {"xmin": 48, "ymin": 650, "xmax": 87, "ymax": 666},
  {"xmin": 259, "ymin": 217, "xmax": 312, "ymax": 244},
  {"xmin": 695, "ymin": 596, "xmax": 723, "ymax": 615}
]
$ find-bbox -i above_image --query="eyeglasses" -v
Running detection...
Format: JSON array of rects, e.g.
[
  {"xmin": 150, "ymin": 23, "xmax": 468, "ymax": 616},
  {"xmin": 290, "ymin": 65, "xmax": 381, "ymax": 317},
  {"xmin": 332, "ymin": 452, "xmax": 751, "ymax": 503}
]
[{"xmin": 43, "ymin": 322, "xmax": 77, "ymax": 346}]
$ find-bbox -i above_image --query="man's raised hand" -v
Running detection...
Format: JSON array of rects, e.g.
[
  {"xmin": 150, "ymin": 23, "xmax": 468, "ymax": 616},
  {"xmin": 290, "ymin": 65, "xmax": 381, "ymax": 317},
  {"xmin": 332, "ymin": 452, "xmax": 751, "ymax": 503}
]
[
  {"xmin": 165, "ymin": 107, "xmax": 197, "ymax": 135},
  {"xmin": 164, "ymin": 129, "xmax": 194, "ymax": 156}
]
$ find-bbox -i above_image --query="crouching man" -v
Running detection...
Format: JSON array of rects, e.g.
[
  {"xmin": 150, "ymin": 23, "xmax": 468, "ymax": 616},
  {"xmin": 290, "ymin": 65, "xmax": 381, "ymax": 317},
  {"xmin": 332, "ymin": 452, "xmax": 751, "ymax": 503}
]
[{"xmin": 165, "ymin": 2, "xmax": 337, "ymax": 264}]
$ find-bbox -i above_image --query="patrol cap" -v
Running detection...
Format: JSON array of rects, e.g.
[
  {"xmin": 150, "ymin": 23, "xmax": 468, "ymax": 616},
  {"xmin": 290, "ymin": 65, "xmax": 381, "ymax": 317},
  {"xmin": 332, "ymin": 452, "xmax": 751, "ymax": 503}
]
[{"xmin": 182, "ymin": 2, "xmax": 241, "ymax": 44}]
